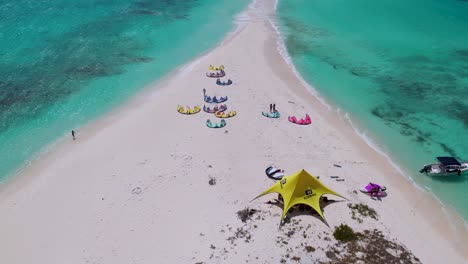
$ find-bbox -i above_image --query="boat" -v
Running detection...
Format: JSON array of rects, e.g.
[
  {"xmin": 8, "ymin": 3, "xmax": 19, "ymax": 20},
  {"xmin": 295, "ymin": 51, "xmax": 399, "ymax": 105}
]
[{"xmin": 419, "ymin": 157, "xmax": 468, "ymax": 177}]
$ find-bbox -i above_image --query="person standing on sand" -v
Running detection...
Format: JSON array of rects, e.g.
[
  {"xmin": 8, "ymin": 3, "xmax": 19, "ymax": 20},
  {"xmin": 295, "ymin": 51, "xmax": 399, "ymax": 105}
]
[
  {"xmin": 71, "ymin": 130, "xmax": 75, "ymax": 140},
  {"xmin": 269, "ymin": 104, "xmax": 273, "ymax": 112},
  {"xmin": 273, "ymin": 104, "xmax": 276, "ymax": 112}
]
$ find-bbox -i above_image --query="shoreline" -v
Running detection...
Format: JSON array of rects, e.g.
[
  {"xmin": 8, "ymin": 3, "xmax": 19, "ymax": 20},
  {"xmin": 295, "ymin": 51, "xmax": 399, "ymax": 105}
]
[
  {"xmin": 268, "ymin": 1, "xmax": 468, "ymax": 233},
  {"xmin": 1, "ymin": 0, "xmax": 467, "ymax": 263},
  {"xmin": 265, "ymin": 4, "xmax": 468, "ymax": 252}
]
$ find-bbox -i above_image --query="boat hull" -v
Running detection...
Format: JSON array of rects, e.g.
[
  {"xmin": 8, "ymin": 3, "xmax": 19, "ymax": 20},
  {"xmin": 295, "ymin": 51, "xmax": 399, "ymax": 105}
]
[{"xmin": 422, "ymin": 169, "xmax": 468, "ymax": 177}]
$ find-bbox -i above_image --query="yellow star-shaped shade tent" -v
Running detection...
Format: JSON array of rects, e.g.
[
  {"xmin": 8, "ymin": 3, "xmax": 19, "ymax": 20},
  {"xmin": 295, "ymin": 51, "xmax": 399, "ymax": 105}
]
[{"xmin": 254, "ymin": 169, "xmax": 345, "ymax": 222}]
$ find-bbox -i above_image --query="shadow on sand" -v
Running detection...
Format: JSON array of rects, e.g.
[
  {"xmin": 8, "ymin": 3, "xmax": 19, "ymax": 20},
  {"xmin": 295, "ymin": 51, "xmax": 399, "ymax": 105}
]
[{"xmin": 266, "ymin": 197, "xmax": 346, "ymax": 227}]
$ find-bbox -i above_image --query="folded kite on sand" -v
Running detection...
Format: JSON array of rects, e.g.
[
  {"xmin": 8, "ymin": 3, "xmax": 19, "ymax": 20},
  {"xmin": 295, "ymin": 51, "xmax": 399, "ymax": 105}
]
[
  {"xmin": 204, "ymin": 95, "xmax": 228, "ymax": 104},
  {"xmin": 203, "ymin": 104, "xmax": 227, "ymax": 113},
  {"xmin": 209, "ymin": 65, "xmax": 224, "ymax": 71},
  {"xmin": 177, "ymin": 105, "xmax": 201, "ymax": 115},
  {"xmin": 360, "ymin": 182, "xmax": 387, "ymax": 197},
  {"xmin": 262, "ymin": 111, "xmax": 280, "ymax": 118},
  {"xmin": 288, "ymin": 114, "xmax": 311, "ymax": 125},
  {"xmin": 265, "ymin": 166, "xmax": 285, "ymax": 180},
  {"xmin": 206, "ymin": 70, "xmax": 226, "ymax": 78},
  {"xmin": 216, "ymin": 79, "xmax": 232, "ymax": 86},
  {"xmin": 215, "ymin": 110, "xmax": 236, "ymax": 118},
  {"xmin": 206, "ymin": 119, "xmax": 226, "ymax": 128}
]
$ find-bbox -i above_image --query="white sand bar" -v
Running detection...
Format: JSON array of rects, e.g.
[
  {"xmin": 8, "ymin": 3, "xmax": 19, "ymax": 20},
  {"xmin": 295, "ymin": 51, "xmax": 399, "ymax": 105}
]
[{"xmin": 1, "ymin": 0, "xmax": 467, "ymax": 263}]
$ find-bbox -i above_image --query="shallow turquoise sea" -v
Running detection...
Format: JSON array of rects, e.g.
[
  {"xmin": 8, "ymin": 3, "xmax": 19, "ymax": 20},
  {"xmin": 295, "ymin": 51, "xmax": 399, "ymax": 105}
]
[
  {"xmin": 277, "ymin": 0, "xmax": 468, "ymax": 221},
  {"xmin": 0, "ymin": 0, "xmax": 249, "ymax": 180}
]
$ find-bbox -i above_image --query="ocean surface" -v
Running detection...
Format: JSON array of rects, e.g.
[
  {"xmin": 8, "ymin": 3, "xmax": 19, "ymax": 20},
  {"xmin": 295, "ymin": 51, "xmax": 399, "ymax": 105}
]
[
  {"xmin": 277, "ymin": 0, "xmax": 468, "ymax": 222},
  {"xmin": 0, "ymin": 0, "xmax": 249, "ymax": 180}
]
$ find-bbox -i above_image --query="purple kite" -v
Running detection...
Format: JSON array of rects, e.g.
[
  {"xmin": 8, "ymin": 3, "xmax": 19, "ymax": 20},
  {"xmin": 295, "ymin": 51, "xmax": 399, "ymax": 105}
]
[{"xmin": 360, "ymin": 182, "xmax": 387, "ymax": 197}]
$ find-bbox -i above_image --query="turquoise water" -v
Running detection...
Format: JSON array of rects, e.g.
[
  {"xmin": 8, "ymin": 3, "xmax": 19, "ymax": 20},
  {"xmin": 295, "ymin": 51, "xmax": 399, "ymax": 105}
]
[
  {"xmin": 0, "ymin": 0, "xmax": 249, "ymax": 180},
  {"xmin": 277, "ymin": 0, "xmax": 468, "ymax": 221}
]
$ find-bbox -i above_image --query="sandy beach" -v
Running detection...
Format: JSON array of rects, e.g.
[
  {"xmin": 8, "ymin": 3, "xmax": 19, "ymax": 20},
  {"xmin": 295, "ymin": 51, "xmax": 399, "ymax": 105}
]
[{"xmin": 1, "ymin": 0, "xmax": 467, "ymax": 263}]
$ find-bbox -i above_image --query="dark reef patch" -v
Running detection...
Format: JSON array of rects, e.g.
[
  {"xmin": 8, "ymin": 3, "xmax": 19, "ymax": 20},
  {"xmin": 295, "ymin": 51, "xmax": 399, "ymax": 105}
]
[
  {"xmin": 0, "ymin": 0, "xmax": 200, "ymax": 134},
  {"xmin": 370, "ymin": 104, "xmax": 436, "ymax": 146},
  {"xmin": 284, "ymin": 36, "xmax": 313, "ymax": 57},
  {"xmin": 453, "ymin": 49, "xmax": 468, "ymax": 59},
  {"xmin": 130, "ymin": 9, "xmax": 159, "ymax": 15},
  {"xmin": 439, "ymin": 142, "xmax": 459, "ymax": 158},
  {"xmin": 65, "ymin": 63, "xmax": 119, "ymax": 77},
  {"xmin": 447, "ymin": 100, "xmax": 468, "ymax": 127}
]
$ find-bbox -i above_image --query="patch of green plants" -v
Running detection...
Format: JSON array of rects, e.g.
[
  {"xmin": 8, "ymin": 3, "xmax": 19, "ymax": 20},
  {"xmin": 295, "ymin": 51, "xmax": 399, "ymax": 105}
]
[
  {"xmin": 348, "ymin": 203, "xmax": 378, "ymax": 223},
  {"xmin": 291, "ymin": 256, "xmax": 301, "ymax": 262},
  {"xmin": 322, "ymin": 229, "xmax": 421, "ymax": 263},
  {"xmin": 304, "ymin": 245, "xmax": 316, "ymax": 253},
  {"xmin": 236, "ymin": 208, "xmax": 257, "ymax": 223},
  {"xmin": 333, "ymin": 224, "xmax": 357, "ymax": 242}
]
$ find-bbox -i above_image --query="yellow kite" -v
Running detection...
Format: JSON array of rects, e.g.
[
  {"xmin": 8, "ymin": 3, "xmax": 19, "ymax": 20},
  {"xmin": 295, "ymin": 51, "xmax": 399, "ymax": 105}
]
[{"xmin": 254, "ymin": 169, "xmax": 345, "ymax": 222}]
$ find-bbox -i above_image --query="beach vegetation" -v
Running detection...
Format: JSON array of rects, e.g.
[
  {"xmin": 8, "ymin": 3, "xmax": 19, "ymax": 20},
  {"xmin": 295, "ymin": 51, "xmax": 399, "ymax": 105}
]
[
  {"xmin": 291, "ymin": 256, "xmax": 301, "ymax": 262},
  {"xmin": 323, "ymin": 229, "xmax": 421, "ymax": 263},
  {"xmin": 333, "ymin": 224, "xmax": 357, "ymax": 242},
  {"xmin": 348, "ymin": 203, "xmax": 378, "ymax": 223},
  {"xmin": 304, "ymin": 245, "xmax": 316, "ymax": 252},
  {"xmin": 236, "ymin": 208, "xmax": 257, "ymax": 222},
  {"xmin": 325, "ymin": 250, "xmax": 337, "ymax": 259},
  {"xmin": 226, "ymin": 227, "xmax": 252, "ymax": 244},
  {"xmin": 208, "ymin": 176, "xmax": 216, "ymax": 185}
]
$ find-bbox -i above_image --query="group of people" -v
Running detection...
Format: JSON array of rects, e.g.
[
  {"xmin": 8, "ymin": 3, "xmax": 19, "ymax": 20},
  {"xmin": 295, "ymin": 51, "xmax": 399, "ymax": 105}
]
[{"xmin": 269, "ymin": 103, "xmax": 277, "ymax": 113}]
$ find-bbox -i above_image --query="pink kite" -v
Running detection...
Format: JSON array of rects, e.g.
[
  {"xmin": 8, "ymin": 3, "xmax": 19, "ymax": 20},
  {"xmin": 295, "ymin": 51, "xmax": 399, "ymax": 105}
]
[{"xmin": 288, "ymin": 114, "xmax": 311, "ymax": 125}]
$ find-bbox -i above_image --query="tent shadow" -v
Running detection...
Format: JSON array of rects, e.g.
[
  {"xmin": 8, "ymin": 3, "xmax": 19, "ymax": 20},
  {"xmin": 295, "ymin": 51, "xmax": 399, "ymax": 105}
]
[{"xmin": 266, "ymin": 198, "xmax": 344, "ymax": 227}]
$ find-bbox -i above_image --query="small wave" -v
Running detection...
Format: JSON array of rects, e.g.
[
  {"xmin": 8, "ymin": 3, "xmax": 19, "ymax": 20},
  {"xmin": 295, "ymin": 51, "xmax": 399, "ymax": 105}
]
[
  {"xmin": 270, "ymin": 0, "xmax": 468, "ymax": 233},
  {"xmin": 438, "ymin": 196, "xmax": 468, "ymax": 233},
  {"xmin": 180, "ymin": 0, "xmax": 253, "ymax": 74},
  {"xmin": 342, "ymin": 111, "xmax": 468, "ymax": 231},
  {"xmin": 178, "ymin": 55, "xmax": 205, "ymax": 76},
  {"xmin": 342, "ymin": 112, "xmax": 420, "ymax": 184},
  {"xmin": 234, "ymin": 10, "xmax": 250, "ymax": 24},
  {"xmin": 234, "ymin": 0, "xmax": 257, "ymax": 23}
]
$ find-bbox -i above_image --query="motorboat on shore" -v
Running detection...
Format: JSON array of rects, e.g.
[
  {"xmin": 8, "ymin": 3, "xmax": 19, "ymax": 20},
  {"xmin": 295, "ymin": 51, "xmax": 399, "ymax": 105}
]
[{"xmin": 419, "ymin": 157, "xmax": 468, "ymax": 177}]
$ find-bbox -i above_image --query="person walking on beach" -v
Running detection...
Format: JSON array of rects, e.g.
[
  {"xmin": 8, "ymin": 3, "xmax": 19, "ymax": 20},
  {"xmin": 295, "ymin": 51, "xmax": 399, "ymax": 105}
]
[{"xmin": 71, "ymin": 130, "xmax": 76, "ymax": 140}]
